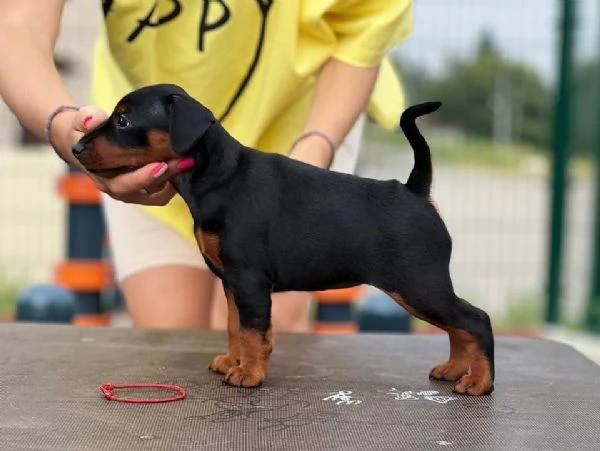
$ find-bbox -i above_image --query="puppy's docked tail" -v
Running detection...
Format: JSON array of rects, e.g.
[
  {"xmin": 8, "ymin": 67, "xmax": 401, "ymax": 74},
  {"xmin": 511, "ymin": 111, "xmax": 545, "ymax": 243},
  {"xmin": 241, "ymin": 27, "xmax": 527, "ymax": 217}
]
[{"xmin": 400, "ymin": 101, "xmax": 442, "ymax": 198}]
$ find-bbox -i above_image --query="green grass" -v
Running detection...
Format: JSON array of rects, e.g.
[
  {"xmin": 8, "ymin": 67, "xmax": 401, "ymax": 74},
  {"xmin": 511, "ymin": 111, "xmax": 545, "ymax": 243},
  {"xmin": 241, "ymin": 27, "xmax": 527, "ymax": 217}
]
[
  {"xmin": 493, "ymin": 292, "xmax": 590, "ymax": 332},
  {"xmin": 429, "ymin": 137, "xmax": 543, "ymax": 170},
  {"xmin": 497, "ymin": 293, "xmax": 544, "ymax": 328},
  {"xmin": 0, "ymin": 276, "xmax": 20, "ymax": 318}
]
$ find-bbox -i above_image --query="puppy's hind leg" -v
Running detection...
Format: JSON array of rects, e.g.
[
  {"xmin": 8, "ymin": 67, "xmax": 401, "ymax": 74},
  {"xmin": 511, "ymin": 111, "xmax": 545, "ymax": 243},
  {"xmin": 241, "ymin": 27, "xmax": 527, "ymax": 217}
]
[
  {"xmin": 380, "ymin": 270, "xmax": 495, "ymax": 396},
  {"xmin": 432, "ymin": 297, "xmax": 495, "ymax": 396}
]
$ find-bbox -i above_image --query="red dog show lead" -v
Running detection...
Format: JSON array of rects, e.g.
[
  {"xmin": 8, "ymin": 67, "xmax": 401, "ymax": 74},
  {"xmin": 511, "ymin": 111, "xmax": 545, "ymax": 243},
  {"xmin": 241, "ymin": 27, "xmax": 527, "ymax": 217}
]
[{"xmin": 99, "ymin": 383, "xmax": 187, "ymax": 403}]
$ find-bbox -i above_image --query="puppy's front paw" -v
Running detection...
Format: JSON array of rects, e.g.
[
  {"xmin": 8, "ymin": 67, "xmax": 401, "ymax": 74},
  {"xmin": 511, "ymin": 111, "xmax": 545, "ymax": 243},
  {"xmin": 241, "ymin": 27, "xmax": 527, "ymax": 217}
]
[
  {"xmin": 223, "ymin": 365, "xmax": 265, "ymax": 388},
  {"xmin": 429, "ymin": 360, "xmax": 470, "ymax": 382},
  {"xmin": 452, "ymin": 374, "xmax": 494, "ymax": 396},
  {"xmin": 208, "ymin": 353, "xmax": 239, "ymax": 375}
]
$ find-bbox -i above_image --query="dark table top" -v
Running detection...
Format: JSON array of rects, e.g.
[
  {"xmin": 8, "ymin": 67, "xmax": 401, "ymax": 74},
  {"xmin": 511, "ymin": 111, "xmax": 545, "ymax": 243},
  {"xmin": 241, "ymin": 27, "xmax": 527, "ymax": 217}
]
[{"xmin": 0, "ymin": 323, "xmax": 598, "ymax": 450}]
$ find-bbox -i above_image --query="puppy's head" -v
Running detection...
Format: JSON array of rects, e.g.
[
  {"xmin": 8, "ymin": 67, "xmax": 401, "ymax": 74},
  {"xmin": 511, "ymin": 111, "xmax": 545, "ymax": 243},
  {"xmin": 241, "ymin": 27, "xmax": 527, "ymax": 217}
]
[{"xmin": 72, "ymin": 83, "xmax": 216, "ymax": 177}]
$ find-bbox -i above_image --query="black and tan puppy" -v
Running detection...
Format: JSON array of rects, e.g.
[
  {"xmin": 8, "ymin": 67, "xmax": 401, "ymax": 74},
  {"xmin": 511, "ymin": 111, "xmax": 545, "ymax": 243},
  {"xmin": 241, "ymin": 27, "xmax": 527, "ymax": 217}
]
[{"xmin": 73, "ymin": 84, "xmax": 494, "ymax": 396}]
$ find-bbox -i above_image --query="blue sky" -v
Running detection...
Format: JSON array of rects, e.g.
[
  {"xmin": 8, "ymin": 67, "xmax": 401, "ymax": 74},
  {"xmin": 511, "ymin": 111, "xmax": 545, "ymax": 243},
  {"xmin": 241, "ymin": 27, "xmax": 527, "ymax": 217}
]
[{"xmin": 391, "ymin": 0, "xmax": 599, "ymax": 85}]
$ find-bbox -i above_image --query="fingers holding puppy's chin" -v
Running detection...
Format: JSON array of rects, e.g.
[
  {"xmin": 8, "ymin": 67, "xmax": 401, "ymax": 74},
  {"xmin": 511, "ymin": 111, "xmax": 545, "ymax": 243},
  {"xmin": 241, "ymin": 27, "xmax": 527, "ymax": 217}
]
[
  {"xmin": 78, "ymin": 152, "xmax": 194, "ymax": 206},
  {"xmin": 124, "ymin": 183, "xmax": 176, "ymax": 206},
  {"xmin": 106, "ymin": 181, "xmax": 176, "ymax": 206},
  {"xmin": 89, "ymin": 163, "xmax": 178, "ymax": 206}
]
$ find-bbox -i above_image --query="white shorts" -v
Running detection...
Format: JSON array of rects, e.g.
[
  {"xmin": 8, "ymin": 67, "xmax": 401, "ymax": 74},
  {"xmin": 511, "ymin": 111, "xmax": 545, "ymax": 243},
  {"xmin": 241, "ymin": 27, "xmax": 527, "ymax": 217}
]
[{"xmin": 103, "ymin": 114, "xmax": 366, "ymax": 282}]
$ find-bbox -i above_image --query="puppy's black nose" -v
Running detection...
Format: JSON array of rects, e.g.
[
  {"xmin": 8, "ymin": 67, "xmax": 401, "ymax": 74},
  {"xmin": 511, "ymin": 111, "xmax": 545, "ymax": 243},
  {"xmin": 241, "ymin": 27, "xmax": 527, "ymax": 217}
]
[{"xmin": 72, "ymin": 142, "xmax": 86, "ymax": 157}]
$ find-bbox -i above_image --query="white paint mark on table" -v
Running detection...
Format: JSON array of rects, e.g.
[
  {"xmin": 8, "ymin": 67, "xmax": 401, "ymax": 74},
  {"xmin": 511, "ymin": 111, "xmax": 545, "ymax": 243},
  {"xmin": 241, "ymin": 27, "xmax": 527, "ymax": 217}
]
[
  {"xmin": 389, "ymin": 389, "xmax": 419, "ymax": 401},
  {"xmin": 425, "ymin": 395, "xmax": 458, "ymax": 404},
  {"xmin": 416, "ymin": 390, "xmax": 438, "ymax": 396},
  {"xmin": 387, "ymin": 388, "xmax": 457, "ymax": 404},
  {"xmin": 322, "ymin": 390, "xmax": 362, "ymax": 406}
]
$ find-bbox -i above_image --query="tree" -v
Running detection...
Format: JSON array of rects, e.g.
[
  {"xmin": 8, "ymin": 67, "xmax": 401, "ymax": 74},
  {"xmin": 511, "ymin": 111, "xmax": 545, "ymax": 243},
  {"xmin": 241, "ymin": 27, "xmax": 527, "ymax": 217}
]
[{"xmin": 416, "ymin": 32, "xmax": 551, "ymax": 148}]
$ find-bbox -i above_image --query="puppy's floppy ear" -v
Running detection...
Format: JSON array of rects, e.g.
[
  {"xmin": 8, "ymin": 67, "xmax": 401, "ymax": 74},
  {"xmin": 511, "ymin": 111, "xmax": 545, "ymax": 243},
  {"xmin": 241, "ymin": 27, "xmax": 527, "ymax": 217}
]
[{"xmin": 167, "ymin": 94, "xmax": 216, "ymax": 154}]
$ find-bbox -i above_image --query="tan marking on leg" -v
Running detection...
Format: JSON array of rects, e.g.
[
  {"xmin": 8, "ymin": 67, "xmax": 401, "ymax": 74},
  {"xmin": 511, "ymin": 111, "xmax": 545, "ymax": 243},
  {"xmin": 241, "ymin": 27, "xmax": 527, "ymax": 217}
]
[
  {"xmin": 224, "ymin": 328, "xmax": 273, "ymax": 388},
  {"xmin": 195, "ymin": 230, "xmax": 223, "ymax": 272},
  {"xmin": 430, "ymin": 329, "xmax": 470, "ymax": 381},
  {"xmin": 209, "ymin": 290, "xmax": 240, "ymax": 374},
  {"xmin": 451, "ymin": 329, "xmax": 494, "ymax": 396}
]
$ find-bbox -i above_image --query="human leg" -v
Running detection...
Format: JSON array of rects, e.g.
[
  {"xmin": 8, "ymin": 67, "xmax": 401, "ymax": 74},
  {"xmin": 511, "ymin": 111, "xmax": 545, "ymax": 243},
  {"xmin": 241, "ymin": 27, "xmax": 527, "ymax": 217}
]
[{"xmin": 102, "ymin": 194, "xmax": 215, "ymax": 328}]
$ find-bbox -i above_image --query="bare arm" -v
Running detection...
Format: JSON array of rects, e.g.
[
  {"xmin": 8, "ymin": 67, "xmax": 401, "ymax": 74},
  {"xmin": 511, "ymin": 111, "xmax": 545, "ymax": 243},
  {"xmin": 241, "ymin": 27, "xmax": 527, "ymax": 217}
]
[
  {"xmin": 288, "ymin": 58, "xmax": 380, "ymax": 168},
  {"xmin": 0, "ymin": 0, "xmax": 78, "ymax": 161},
  {"xmin": 0, "ymin": 0, "xmax": 189, "ymax": 205}
]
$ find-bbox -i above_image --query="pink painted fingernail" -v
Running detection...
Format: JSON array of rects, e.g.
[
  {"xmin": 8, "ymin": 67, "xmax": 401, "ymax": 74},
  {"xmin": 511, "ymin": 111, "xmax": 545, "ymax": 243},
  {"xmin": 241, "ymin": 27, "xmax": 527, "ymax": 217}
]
[
  {"xmin": 150, "ymin": 162, "xmax": 168, "ymax": 178},
  {"xmin": 176, "ymin": 157, "xmax": 195, "ymax": 171},
  {"xmin": 81, "ymin": 115, "xmax": 93, "ymax": 128}
]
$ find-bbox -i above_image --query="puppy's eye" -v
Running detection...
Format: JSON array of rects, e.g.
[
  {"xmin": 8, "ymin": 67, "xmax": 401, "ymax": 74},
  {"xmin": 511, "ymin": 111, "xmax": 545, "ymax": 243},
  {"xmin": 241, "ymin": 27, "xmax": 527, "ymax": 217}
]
[{"xmin": 116, "ymin": 115, "xmax": 131, "ymax": 129}]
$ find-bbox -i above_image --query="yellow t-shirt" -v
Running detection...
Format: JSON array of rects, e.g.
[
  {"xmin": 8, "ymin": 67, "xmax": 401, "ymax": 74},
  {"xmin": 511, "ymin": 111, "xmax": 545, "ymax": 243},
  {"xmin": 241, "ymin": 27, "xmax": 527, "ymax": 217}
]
[{"xmin": 90, "ymin": 0, "xmax": 412, "ymax": 244}]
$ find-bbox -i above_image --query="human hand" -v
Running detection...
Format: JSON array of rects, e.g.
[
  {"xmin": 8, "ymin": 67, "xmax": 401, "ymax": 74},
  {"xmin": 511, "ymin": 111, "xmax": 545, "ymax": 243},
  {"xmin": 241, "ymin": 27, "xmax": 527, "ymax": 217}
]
[{"xmin": 53, "ymin": 105, "xmax": 194, "ymax": 206}]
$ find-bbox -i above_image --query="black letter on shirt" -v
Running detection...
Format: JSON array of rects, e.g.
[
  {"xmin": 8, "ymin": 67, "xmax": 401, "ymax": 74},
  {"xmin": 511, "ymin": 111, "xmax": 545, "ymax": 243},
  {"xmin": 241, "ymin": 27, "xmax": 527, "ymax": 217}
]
[
  {"xmin": 198, "ymin": 0, "xmax": 231, "ymax": 52},
  {"xmin": 217, "ymin": 0, "xmax": 273, "ymax": 122},
  {"xmin": 127, "ymin": 0, "xmax": 182, "ymax": 42}
]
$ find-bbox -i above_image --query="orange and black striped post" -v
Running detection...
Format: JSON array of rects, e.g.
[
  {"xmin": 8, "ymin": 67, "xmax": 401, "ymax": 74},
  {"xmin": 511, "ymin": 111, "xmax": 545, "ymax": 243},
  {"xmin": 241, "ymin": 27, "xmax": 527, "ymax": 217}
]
[
  {"xmin": 55, "ymin": 166, "xmax": 110, "ymax": 326},
  {"xmin": 311, "ymin": 286, "xmax": 362, "ymax": 334}
]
